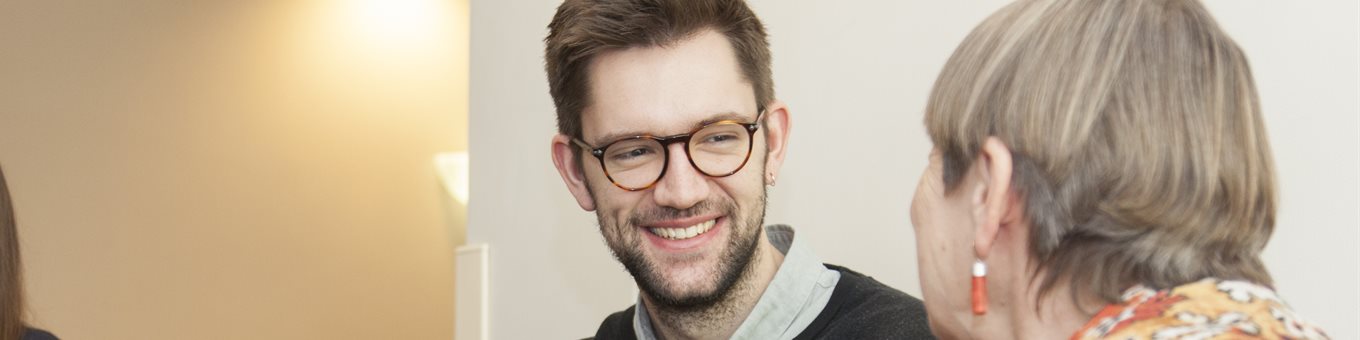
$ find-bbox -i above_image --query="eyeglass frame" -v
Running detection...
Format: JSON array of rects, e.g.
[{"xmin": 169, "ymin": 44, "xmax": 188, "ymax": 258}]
[{"xmin": 572, "ymin": 109, "xmax": 766, "ymax": 191}]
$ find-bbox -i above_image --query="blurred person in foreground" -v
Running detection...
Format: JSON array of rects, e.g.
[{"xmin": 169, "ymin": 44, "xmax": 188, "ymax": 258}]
[
  {"xmin": 908, "ymin": 0, "xmax": 1330, "ymax": 338},
  {"xmin": 0, "ymin": 166, "xmax": 58, "ymax": 340}
]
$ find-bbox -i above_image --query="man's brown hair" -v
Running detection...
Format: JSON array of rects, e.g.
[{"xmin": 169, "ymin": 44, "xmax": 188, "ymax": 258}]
[{"xmin": 544, "ymin": 0, "xmax": 773, "ymax": 140}]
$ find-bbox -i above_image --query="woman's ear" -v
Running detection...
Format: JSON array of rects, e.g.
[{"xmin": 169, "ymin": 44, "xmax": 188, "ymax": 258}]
[
  {"xmin": 972, "ymin": 137, "xmax": 1016, "ymax": 259},
  {"xmin": 551, "ymin": 134, "xmax": 596, "ymax": 211},
  {"xmin": 759, "ymin": 100, "xmax": 790, "ymax": 185}
]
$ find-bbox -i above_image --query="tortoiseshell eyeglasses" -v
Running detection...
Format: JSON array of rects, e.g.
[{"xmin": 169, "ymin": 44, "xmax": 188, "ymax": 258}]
[{"xmin": 573, "ymin": 111, "xmax": 764, "ymax": 191}]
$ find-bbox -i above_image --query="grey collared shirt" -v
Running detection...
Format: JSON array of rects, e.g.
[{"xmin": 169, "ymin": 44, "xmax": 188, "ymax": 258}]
[{"xmin": 633, "ymin": 225, "xmax": 842, "ymax": 340}]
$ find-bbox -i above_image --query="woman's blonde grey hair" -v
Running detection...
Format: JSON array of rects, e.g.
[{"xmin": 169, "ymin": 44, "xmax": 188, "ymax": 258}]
[{"xmin": 925, "ymin": 0, "xmax": 1275, "ymax": 304}]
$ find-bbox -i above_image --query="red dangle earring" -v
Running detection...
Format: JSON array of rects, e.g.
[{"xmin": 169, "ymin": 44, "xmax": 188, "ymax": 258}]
[{"xmin": 972, "ymin": 259, "xmax": 988, "ymax": 315}]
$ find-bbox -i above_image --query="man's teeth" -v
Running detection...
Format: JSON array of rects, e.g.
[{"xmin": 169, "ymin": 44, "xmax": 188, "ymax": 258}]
[{"xmin": 649, "ymin": 219, "xmax": 717, "ymax": 240}]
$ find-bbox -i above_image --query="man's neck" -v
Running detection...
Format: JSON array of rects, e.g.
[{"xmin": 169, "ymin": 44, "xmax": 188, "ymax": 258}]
[{"xmin": 643, "ymin": 230, "xmax": 786, "ymax": 340}]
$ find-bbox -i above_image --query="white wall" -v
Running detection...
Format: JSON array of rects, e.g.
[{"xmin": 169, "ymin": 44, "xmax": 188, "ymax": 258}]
[{"xmin": 469, "ymin": 0, "xmax": 1359, "ymax": 338}]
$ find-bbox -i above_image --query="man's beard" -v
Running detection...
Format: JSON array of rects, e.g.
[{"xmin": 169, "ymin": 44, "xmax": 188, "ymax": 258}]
[{"xmin": 597, "ymin": 192, "xmax": 767, "ymax": 311}]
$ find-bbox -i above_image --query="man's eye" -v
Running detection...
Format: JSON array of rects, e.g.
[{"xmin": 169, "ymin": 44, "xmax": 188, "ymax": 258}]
[
  {"xmin": 611, "ymin": 147, "xmax": 653, "ymax": 161},
  {"xmin": 702, "ymin": 134, "xmax": 737, "ymax": 144}
]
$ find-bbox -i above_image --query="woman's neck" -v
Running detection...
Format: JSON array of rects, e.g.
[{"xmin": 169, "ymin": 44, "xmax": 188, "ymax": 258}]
[
  {"xmin": 972, "ymin": 244, "xmax": 1106, "ymax": 339},
  {"xmin": 982, "ymin": 278, "xmax": 1106, "ymax": 340},
  {"xmin": 1010, "ymin": 289, "xmax": 1102, "ymax": 339}
]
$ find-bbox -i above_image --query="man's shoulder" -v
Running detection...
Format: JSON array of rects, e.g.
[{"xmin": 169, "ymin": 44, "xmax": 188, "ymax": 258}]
[
  {"xmin": 591, "ymin": 305, "xmax": 638, "ymax": 340},
  {"xmin": 824, "ymin": 263, "xmax": 925, "ymax": 308},
  {"xmin": 795, "ymin": 264, "xmax": 935, "ymax": 339}
]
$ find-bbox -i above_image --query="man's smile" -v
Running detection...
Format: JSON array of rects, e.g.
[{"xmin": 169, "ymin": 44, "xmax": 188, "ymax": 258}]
[
  {"xmin": 649, "ymin": 218, "xmax": 716, "ymax": 240},
  {"xmin": 640, "ymin": 215, "xmax": 725, "ymax": 251}
]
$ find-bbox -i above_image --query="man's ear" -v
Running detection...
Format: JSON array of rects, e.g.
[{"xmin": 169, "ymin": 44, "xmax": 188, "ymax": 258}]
[
  {"xmin": 551, "ymin": 134, "xmax": 596, "ymax": 211},
  {"xmin": 972, "ymin": 137, "xmax": 1018, "ymax": 259},
  {"xmin": 760, "ymin": 100, "xmax": 791, "ymax": 184}
]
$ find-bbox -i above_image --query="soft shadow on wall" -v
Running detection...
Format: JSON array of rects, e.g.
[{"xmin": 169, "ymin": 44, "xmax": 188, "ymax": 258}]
[{"xmin": 0, "ymin": 0, "xmax": 468, "ymax": 339}]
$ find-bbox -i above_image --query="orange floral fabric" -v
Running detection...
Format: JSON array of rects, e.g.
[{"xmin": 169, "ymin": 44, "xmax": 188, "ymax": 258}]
[{"xmin": 1073, "ymin": 278, "xmax": 1328, "ymax": 339}]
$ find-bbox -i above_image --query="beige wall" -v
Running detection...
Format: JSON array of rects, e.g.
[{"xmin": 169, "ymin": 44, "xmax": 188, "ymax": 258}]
[{"xmin": 0, "ymin": 0, "xmax": 469, "ymax": 339}]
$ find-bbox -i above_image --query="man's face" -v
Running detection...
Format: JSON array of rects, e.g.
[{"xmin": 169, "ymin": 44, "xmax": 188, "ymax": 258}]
[{"xmin": 576, "ymin": 30, "xmax": 770, "ymax": 308}]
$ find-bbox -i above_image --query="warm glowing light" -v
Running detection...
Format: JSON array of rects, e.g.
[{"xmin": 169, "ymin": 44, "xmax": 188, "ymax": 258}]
[
  {"xmin": 291, "ymin": 0, "xmax": 466, "ymax": 100},
  {"xmin": 333, "ymin": 0, "xmax": 452, "ymax": 52},
  {"xmin": 345, "ymin": 0, "xmax": 446, "ymax": 45}
]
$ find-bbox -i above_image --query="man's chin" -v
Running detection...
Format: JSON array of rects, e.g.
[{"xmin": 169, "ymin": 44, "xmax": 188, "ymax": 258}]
[
  {"xmin": 606, "ymin": 199, "xmax": 765, "ymax": 311},
  {"xmin": 640, "ymin": 278, "xmax": 726, "ymax": 310},
  {"xmin": 634, "ymin": 237, "xmax": 757, "ymax": 310},
  {"xmin": 632, "ymin": 260, "xmax": 725, "ymax": 307}
]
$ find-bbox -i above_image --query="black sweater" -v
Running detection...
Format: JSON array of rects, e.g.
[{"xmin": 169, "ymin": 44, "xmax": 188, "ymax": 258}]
[{"xmin": 591, "ymin": 264, "xmax": 935, "ymax": 339}]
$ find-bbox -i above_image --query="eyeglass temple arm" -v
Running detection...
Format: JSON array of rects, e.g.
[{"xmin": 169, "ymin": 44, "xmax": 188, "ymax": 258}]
[{"xmin": 574, "ymin": 138, "xmax": 611, "ymax": 161}]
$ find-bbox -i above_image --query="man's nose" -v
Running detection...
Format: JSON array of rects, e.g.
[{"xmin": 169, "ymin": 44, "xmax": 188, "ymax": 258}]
[{"xmin": 651, "ymin": 142, "xmax": 710, "ymax": 210}]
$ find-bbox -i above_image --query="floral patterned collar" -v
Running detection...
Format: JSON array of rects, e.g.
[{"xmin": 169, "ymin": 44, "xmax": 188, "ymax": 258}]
[{"xmin": 1072, "ymin": 278, "xmax": 1329, "ymax": 339}]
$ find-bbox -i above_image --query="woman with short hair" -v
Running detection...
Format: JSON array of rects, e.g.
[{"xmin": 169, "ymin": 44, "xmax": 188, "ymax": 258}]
[{"xmin": 908, "ymin": 0, "xmax": 1329, "ymax": 338}]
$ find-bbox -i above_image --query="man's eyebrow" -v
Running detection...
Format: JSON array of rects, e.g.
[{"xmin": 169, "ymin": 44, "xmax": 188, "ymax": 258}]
[
  {"xmin": 590, "ymin": 111, "xmax": 756, "ymax": 146},
  {"xmin": 695, "ymin": 112, "xmax": 755, "ymax": 127}
]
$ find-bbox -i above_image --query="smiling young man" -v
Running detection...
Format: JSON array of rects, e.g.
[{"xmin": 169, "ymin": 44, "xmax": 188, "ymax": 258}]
[{"xmin": 544, "ymin": 0, "xmax": 931, "ymax": 339}]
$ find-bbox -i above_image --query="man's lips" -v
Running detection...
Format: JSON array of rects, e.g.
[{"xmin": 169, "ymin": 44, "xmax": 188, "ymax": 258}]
[
  {"xmin": 648, "ymin": 218, "xmax": 717, "ymax": 240},
  {"xmin": 639, "ymin": 215, "xmax": 724, "ymax": 250},
  {"xmin": 640, "ymin": 213, "xmax": 722, "ymax": 229}
]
